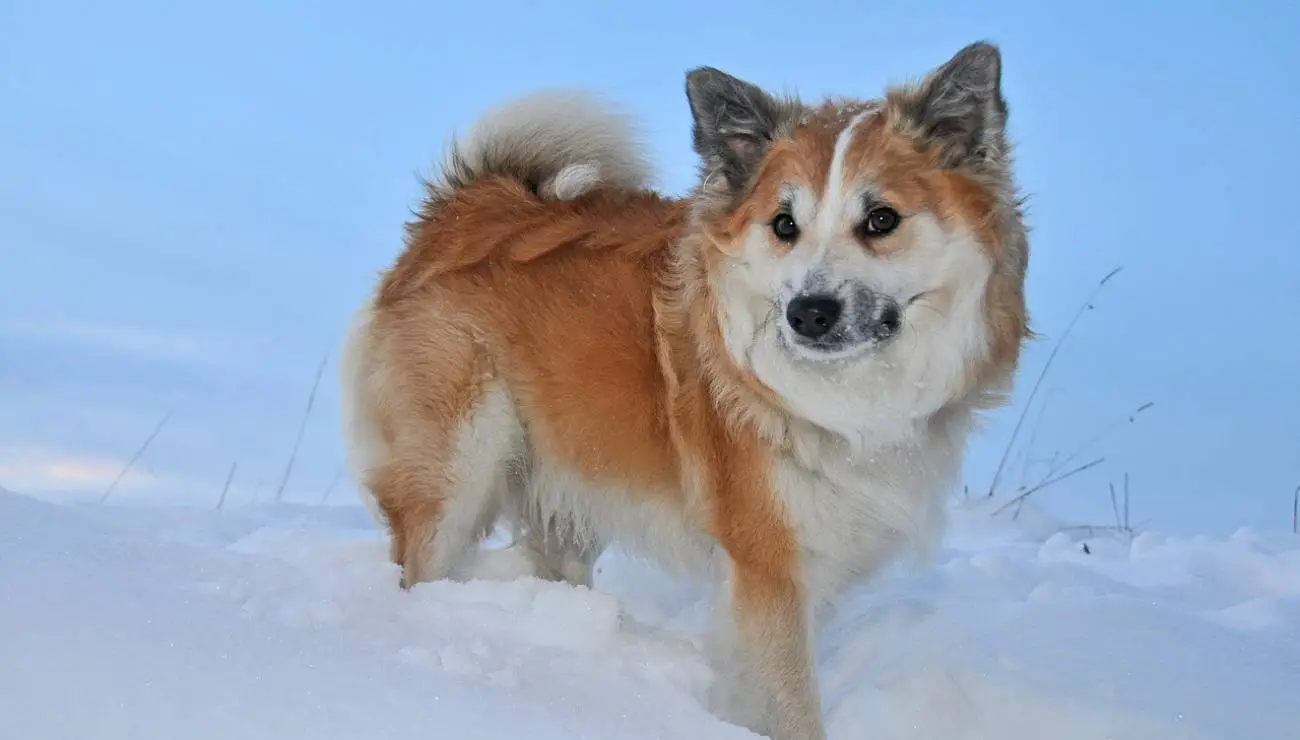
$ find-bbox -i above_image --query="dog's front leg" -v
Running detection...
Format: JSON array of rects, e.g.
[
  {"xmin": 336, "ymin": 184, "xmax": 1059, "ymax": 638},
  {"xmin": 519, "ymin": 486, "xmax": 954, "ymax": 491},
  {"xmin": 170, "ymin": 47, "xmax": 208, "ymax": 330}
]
[{"xmin": 707, "ymin": 554, "xmax": 824, "ymax": 740}]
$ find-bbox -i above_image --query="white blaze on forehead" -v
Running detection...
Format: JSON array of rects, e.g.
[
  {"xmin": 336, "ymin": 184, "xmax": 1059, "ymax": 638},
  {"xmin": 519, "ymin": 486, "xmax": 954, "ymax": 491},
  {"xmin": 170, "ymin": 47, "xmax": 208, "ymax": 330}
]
[
  {"xmin": 810, "ymin": 110, "xmax": 874, "ymax": 254},
  {"xmin": 760, "ymin": 106, "xmax": 885, "ymax": 295},
  {"xmin": 826, "ymin": 110, "xmax": 872, "ymax": 207}
]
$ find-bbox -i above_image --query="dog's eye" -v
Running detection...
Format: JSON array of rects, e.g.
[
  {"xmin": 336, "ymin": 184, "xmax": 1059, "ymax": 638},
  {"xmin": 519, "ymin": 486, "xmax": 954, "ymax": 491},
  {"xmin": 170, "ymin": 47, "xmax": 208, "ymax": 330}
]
[
  {"xmin": 771, "ymin": 213, "xmax": 800, "ymax": 242},
  {"xmin": 862, "ymin": 207, "xmax": 900, "ymax": 236}
]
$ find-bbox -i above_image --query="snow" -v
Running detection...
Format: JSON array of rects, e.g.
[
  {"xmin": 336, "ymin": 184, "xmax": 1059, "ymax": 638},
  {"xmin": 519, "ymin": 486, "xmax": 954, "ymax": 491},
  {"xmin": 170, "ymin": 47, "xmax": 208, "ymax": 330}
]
[{"xmin": 2, "ymin": 488, "xmax": 1297, "ymax": 740}]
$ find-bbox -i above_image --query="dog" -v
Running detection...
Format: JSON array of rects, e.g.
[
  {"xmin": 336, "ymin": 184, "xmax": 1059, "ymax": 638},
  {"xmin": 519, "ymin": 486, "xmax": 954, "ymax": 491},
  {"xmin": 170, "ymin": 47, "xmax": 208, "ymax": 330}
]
[{"xmin": 339, "ymin": 40, "xmax": 1030, "ymax": 740}]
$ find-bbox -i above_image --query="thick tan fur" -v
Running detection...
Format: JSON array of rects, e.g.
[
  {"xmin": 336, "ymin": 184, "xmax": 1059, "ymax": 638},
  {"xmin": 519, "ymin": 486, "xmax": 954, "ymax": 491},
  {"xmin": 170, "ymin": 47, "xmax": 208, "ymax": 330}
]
[{"xmin": 341, "ymin": 43, "xmax": 1030, "ymax": 740}]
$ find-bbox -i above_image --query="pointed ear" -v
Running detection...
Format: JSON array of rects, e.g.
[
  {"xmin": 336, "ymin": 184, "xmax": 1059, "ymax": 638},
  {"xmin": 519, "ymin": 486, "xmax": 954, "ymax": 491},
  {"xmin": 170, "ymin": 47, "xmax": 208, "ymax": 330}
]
[
  {"xmin": 685, "ymin": 66, "xmax": 794, "ymax": 194},
  {"xmin": 892, "ymin": 41, "xmax": 1009, "ymax": 174}
]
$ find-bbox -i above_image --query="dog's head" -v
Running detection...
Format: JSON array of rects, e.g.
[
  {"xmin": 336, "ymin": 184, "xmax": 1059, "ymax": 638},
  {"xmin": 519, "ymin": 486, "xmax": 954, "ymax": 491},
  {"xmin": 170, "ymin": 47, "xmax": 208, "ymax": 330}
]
[{"xmin": 684, "ymin": 42, "xmax": 1030, "ymax": 443}]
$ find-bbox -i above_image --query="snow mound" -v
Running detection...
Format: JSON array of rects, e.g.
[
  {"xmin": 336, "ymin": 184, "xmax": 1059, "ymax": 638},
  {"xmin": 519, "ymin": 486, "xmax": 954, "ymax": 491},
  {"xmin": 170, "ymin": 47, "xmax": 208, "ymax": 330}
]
[{"xmin": 2, "ymin": 490, "xmax": 1297, "ymax": 739}]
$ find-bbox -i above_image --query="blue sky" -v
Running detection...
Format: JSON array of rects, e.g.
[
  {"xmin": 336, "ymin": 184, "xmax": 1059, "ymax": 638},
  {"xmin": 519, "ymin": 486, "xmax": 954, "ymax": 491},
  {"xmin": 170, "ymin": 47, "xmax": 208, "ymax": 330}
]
[{"xmin": 2, "ymin": 0, "xmax": 1297, "ymax": 536}]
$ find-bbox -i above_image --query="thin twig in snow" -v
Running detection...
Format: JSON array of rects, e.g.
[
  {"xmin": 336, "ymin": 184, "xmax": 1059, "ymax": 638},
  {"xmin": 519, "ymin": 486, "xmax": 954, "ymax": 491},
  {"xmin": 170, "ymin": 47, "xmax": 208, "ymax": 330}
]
[
  {"xmin": 1292, "ymin": 485, "xmax": 1297, "ymax": 535},
  {"xmin": 993, "ymin": 457, "xmax": 1106, "ymax": 517},
  {"xmin": 1124, "ymin": 472, "xmax": 1131, "ymax": 530},
  {"xmin": 275, "ymin": 352, "xmax": 330, "ymax": 503},
  {"xmin": 1044, "ymin": 401, "xmax": 1154, "ymax": 481},
  {"xmin": 986, "ymin": 266, "xmax": 1123, "ymax": 498},
  {"xmin": 320, "ymin": 465, "xmax": 345, "ymax": 505},
  {"xmin": 1058, "ymin": 523, "xmax": 1137, "ymax": 539},
  {"xmin": 217, "ymin": 462, "xmax": 238, "ymax": 510},
  {"xmin": 99, "ymin": 410, "xmax": 173, "ymax": 504},
  {"xmin": 1109, "ymin": 481, "xmax": 1122, "ymax": 530},
  {"xmin": 1016, "ymin": 386, "xmax": 1060, "ymax": 489}
]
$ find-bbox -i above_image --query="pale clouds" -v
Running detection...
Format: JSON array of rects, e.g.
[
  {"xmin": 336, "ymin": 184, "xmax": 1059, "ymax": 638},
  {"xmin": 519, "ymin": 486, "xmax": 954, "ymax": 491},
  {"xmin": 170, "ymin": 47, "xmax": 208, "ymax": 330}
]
[
  {"xmin": 0, "ymin": 445, "xmax": 142, "ymax": 498},
  {"xmin": 0, "ymin": 444, "xmax": 210, "ymax": 504}
]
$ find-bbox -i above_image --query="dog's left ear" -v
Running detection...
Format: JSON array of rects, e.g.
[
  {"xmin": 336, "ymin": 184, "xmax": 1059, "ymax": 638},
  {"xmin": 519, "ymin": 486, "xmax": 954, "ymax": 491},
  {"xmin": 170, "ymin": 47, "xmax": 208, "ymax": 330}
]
[{"xmin": 892, "ymin": 41, "xmax": 1009, "ymax": 176}]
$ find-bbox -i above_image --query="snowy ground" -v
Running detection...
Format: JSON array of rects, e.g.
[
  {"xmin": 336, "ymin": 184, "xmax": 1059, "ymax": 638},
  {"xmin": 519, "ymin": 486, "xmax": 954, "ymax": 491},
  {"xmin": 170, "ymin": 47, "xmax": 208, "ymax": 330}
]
[{"xmin": 2, "ymin": 487, "xmax": 1297, "ymax": 740}]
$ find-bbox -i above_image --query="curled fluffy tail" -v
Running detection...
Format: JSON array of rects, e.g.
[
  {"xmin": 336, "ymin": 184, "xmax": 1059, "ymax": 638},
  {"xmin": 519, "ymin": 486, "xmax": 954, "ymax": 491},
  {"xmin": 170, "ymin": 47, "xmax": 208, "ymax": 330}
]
[{"xmin": 434, "ymin": 90, "xmax": 653, "ymax": 201}]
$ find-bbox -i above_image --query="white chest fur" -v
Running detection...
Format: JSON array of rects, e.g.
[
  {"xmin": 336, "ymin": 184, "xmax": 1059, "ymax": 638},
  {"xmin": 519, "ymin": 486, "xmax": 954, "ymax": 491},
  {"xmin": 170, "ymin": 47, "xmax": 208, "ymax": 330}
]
[{"xmin": 769, "ymin": 420, "xmax": 963, "ymax": 616}]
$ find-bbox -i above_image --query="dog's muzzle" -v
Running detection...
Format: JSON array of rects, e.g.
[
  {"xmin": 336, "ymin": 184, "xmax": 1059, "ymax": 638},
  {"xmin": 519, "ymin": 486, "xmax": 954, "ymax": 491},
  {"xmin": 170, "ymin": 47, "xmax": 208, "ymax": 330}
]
[{"xmin": 783, "ymin": 287, "xmax": 903, "ymax": 355}]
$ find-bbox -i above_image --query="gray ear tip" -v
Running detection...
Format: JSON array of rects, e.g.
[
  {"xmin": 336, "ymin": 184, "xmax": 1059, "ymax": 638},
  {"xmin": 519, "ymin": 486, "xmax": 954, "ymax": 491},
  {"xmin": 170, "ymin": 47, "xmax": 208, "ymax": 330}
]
[
  {"xmin": 954, "ymin": 40, "xmax": 1003, "ymax": 72},
  {"xmin": 685, "ymin": 66, "xmax": 726, "ymax": 88},
  {"xmin": 963, "ymin": 40, "xmax": 1001, "ymax": 55},
  {"xmin": 933, "ymin": 41, "xmax": 1003, "ymax": 95}
]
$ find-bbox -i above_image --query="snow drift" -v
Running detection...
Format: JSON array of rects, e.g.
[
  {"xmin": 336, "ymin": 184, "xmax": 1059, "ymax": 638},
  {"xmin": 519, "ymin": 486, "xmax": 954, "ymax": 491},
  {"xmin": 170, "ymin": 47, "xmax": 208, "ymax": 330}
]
[{"xmin": 2, "ymin": 488, "xmax": 1297, "ymax": 739}]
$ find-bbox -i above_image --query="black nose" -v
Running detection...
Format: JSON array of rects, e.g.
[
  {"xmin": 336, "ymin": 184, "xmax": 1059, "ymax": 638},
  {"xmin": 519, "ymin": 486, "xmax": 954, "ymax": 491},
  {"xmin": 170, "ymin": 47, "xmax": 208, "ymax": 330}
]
[
  {"xmin": 877, "ymin": 303, "xmax": 902, "ymax": 338},
  {"xmin": 786, "ymin": 294, "xmax": 842, "ymax": 339}
]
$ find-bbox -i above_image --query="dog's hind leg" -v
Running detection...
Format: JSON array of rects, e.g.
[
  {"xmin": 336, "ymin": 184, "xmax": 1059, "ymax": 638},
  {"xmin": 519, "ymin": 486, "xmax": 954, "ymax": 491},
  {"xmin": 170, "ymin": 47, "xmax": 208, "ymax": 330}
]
[{"xmin": 368, "ymin": 379, "xmax": 521, "ymax": 589}]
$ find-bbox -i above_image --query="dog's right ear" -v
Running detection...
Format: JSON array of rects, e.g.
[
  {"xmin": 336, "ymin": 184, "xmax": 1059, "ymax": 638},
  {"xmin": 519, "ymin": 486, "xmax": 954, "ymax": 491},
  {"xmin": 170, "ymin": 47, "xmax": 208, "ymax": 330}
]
[{"xmin": 685, "ymin": 67, "xmax": 790, "ymax": 195}]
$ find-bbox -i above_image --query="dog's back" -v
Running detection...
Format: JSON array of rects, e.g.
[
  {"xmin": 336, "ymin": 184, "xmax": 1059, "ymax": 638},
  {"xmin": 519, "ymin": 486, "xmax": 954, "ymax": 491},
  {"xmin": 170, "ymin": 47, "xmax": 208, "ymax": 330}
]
[{"xmin": 340, "ymin": 92, "xmax": 704, "ymax": 587}]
